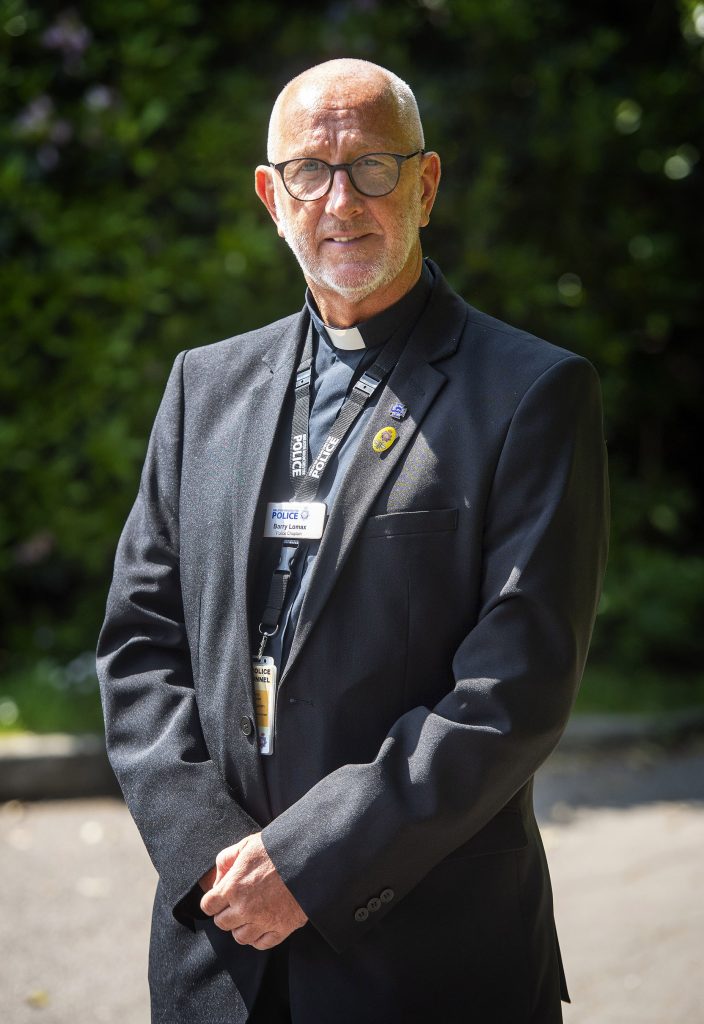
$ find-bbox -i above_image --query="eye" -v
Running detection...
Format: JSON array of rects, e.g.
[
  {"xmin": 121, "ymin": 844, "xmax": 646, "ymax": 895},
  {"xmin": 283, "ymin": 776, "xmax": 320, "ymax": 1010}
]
[{"xmin": 299, "ymin": 159, "xmax": 325, "ymax": 174}]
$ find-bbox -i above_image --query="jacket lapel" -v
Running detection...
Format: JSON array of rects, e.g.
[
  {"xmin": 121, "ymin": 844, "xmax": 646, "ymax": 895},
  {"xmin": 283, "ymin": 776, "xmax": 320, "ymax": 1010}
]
[
  {"xmin": 240, "ymin": 313, "xmax": 310, "ymax": 633},
  {"xmin": 230, "ymin": 312, "xmax": 309, "ymax": 648},
  {"xmin": 226, "ymin": 311, "xmax": 308, "ymax": 806},
  {"xmin": 281, "ymin": 268, "xmax": 468, "ymax": 682}
]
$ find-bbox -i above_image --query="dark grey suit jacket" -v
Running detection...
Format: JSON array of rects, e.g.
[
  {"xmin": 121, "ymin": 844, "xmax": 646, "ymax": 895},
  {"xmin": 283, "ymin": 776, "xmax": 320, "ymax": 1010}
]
[{"xmin": 97, "ymin": 261, "xmax": 609, "ymax": 1023}]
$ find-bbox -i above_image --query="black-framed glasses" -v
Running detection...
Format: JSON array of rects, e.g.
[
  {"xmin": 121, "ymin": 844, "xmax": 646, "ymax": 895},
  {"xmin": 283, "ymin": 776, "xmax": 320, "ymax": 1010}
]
[{"xmin": 270, "ymin": 150, "xmax": 424, "ymax": 201}]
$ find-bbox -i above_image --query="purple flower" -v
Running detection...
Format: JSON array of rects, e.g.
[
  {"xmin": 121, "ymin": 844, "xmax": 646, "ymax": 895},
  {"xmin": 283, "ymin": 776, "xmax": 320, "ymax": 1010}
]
[
  {"xmin": 41, "ymin": 9, "xmax": 92, "ymax": 71},
  {"xmin": 14, "ymin": 95, "xmax": 54, "ymax": 136},
  {"xmin": 84, "ymin": 84, "xmax": 114, "ymax": 112}
]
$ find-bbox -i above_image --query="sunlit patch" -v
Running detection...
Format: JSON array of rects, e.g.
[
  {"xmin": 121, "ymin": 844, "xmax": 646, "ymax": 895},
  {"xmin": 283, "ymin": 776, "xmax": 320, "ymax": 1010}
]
[
  {"xmin": 0, "ymin": 698, "xmax": 19, "ymax": 727},
  {"xmin": 664, "ymin": 146, "xmax": 699, "ymax": 179},
  {"xmin": 75, "ymin": 876, "xmax": 111, "ymax": 898},
  {"xmin": 557, "ymin": 273, "xmax": 583, "ymax": 306},
  {"xmin": 79, "ymin": 820, "xmax": 105, "ymax": 845},
  {"xmin": 614, "ymin": 99, "xmax": 642, "ymax": 135}
]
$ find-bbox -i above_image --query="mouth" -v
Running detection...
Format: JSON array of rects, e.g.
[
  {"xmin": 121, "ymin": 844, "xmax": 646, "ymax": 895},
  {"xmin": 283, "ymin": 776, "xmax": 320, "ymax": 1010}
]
[{"xmin": 322, "ymin": 233, "xmax": 373, "ymax": 246}]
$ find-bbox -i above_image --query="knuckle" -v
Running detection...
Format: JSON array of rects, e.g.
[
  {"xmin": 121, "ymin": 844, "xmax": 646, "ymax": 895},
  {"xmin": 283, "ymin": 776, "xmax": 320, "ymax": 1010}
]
[{"xmin": 214, "ymin": 908, "xmax": 233, "ymax": 931}]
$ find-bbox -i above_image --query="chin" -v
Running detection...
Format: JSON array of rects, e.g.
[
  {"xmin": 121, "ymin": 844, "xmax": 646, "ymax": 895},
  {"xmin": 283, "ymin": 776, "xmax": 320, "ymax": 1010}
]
[
  {"xmin": 316, "ymin": 273, "xmax": 380, "ymax": 301},
  {"xmin": 311, "ymin": 258, "xmax": 402, "ymax": 302}
]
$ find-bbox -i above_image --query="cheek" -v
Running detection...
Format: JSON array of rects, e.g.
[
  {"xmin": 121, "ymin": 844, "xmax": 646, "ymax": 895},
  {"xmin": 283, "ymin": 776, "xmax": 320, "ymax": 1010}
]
[
  {"xmin": 283, "ymin": 204, "xmax": 320, "ymax": 244},
  {"xmin": 384, "ymin": 193, "xmax": 420, "ymax": 241}
]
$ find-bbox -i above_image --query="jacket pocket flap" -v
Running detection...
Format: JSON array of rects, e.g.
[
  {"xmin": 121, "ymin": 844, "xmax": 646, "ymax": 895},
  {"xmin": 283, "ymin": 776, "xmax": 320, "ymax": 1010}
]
[
  {"xmin": 446, "ymin": 811, "xmax": 528, "ymax": 860},
  {"xmin": 364, "ymin": 507, "xmax": 458, "ymax": 539}
]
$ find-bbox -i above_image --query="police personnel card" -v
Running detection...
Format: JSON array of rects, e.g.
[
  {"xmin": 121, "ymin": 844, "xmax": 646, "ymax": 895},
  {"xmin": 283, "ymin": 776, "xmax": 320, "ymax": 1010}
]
[
  {"xmin": 252, "ymin": 656, "xmax": 277, "ymax": 755},
  {"xmin": 264, "ymin": 501, "xmax": 326, "ymax": 539}
]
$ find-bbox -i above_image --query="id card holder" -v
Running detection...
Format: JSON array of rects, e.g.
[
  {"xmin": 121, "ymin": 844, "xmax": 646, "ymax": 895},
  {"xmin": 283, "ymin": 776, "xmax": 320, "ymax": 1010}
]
[
  {"xmin": 252, "ymin": 656, "xmax": 277, "ymax": 755},
  {"xmin": 263, "ymin": 501, "xmax": 326, "ymax": 540}
]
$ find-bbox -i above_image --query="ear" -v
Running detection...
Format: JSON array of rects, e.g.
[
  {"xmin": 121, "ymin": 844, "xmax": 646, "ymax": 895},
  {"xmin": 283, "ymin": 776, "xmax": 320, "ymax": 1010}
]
[
  {"xmin": 255, "ymin": 165, "xmax": 286, "ymax": 238},
  {"xmin": 418, "ymin": 151, "xmax": 442, "ymax": 228}
]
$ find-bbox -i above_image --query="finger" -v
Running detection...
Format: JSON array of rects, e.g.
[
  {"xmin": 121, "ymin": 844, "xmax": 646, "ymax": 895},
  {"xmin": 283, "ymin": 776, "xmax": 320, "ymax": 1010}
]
[
  {"xmin": 230, "ymin": 923, "xmax": 258, "ymax": 945},
  {"xmin": 213, "ymin": 905, "xmax": 247, "ymax": 932},
  {"xmin": 200, "ymin": 888, "xmax": 229, "ymax": 916},
  {"xmin": 215, "ymin": 844, "xmax": 241, "ymax": 878},
  {"xmin": 252, "ymin": 931, "xmax": 282, "ymax": 951},
  {"xmin": 201, "ymin": 860, "xmax": 244, "ymax": 915}
]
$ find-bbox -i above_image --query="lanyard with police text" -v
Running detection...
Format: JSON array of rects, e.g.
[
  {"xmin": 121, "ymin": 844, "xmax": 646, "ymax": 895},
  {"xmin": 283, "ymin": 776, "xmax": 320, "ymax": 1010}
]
[
  {"xmin": 252, "ymin": 322, "xmax": 406, "ymax": 755},
  {"xmin": 256, "ymin": 321, "xmax": 407, "ymax": 656}
]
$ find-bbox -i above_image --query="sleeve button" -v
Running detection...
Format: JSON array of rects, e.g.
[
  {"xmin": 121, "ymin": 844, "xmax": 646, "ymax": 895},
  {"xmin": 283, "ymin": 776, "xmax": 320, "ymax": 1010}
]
[
  {"xmin": 380, "ymin": 888, "xmax": 394, "ymax": 904},
  {"xmin": 367, "ymin": 897, "xmax": 381, "ymax": 913},
  {"xmin": 354, "ymin": 907, "xmax": 369, "ymax": 923},
  {"xmin": 240, "ymin": 716, "xmax": 254, "ymax": 737}
]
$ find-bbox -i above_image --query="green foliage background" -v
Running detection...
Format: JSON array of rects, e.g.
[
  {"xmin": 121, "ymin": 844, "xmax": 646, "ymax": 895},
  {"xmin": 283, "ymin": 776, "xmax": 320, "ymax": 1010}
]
[{"xmin": 1, "ymin": 0, "xmax": 703, "ymax": 728}]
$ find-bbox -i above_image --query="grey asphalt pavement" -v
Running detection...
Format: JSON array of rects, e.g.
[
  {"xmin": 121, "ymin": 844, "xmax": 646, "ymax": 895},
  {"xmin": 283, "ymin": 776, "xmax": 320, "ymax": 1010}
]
[{"xmin": 1, "ymin": 740, "xmax": 703, "ymax": 1024}]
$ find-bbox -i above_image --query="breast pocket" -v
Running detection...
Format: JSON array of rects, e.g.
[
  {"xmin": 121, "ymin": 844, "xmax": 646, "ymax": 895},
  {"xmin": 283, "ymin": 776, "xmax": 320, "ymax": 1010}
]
[{"xmin": 363, "ymin": 507, "xmax": 458, "ymax": 539}]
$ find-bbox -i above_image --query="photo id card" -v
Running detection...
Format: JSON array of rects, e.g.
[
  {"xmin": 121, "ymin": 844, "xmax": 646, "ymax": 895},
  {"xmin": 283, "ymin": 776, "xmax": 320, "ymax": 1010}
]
[
  {"xmin": 252, "ymin": 656, "xmax": 277, "ymax": 755},
  {"xmin": 263, "ymin": 501, "xmax": 326, "ymax": 540}
]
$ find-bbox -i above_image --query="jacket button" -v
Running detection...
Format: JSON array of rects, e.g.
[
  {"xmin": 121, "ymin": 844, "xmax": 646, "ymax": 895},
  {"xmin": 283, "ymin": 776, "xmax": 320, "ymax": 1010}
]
[
  {"xmin": 240, "ymin": 716, "xmax": 254, "ymax": 737},
  {"xmin": 354, "ymin": 907, "xmax": 369, "ymax": 923},
  {"xmin": 380, "ymin": 888, "xmax": 394, "ymax": 904},
  {"xmin": 367, "ymin": 897, "xmax": 381, "ymax": 913}
]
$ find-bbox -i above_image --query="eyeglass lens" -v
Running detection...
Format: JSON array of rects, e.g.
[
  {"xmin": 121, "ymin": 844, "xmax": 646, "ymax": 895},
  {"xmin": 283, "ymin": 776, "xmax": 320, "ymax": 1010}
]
[{"xmin": 283, "ymin": 154, "xmax": 402, "ymax": 199}]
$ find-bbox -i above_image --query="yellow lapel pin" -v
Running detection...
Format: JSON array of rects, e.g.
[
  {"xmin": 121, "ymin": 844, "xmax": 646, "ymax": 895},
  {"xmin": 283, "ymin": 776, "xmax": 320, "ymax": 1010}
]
[{"xmin": 372, "ymin": 426, "xmax": 398, "ymax": 453}]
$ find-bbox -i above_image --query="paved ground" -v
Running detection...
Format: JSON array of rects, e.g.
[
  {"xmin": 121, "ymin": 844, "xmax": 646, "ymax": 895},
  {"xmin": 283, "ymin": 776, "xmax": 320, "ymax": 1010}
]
[{"xmin": 1, "ymin": 740, "xmax": 702, "ymax": 1024}]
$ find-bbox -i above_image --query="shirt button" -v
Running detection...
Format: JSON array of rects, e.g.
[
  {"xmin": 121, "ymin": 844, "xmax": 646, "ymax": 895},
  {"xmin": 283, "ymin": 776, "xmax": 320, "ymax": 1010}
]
[
  {"xmin": 354, "ymin": 907, "xmax": 369, "ymax": 923},
  {"xmin": 367, "ymin": 897, "xmax": 381, "ymax": 913},
  {"xmin": 240, "ymin": 716, "xmax": 254, "ymax": 737},
  {"xmin": 380, "ymin": 888, "xmax": 395, "ymax": 904}
]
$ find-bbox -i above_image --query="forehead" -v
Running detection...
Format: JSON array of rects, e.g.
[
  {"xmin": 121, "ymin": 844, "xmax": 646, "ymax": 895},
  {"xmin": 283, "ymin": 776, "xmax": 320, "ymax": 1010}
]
[{"xmin": 274, "ymin": 80, "xmax": 407, "ymax": 158}]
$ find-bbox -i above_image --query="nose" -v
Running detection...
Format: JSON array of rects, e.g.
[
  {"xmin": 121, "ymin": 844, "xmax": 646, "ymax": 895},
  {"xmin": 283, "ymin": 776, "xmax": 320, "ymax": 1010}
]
[{"xmin": 324, "ymin": 168, "xmax": 364, "ymax": 218}]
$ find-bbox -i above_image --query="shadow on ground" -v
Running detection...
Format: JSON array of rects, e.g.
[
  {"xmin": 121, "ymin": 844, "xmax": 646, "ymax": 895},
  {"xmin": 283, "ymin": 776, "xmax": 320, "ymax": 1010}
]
[{"xmin": 535, "ymin": 737, "xmax": 704, "ymax": 821}]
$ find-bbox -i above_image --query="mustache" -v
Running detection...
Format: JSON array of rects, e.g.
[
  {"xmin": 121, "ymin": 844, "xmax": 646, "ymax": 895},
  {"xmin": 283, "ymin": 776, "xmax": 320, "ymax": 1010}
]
[{"xmin": 317, "ymin": 223, "xmax": 376, "ymax": 238}]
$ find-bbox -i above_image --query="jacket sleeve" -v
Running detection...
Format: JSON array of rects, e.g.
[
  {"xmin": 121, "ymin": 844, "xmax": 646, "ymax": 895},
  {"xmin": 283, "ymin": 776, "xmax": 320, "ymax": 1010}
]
[
  {"xmin": 260, "ymin": 353, "xmax": 609, "ymax": 952},
  {"xmin": 96, "ymin": 351, "xmax": 259, "ymax": 928}
]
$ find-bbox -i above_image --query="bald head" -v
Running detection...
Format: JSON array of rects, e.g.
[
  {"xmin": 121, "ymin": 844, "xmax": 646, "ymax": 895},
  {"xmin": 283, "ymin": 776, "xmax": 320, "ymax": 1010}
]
[
  {"xmin": 255, "ymin": 58, "xmax": 441, "ymax": 326},
  {"xmin": 267, "ymin": 59, "xmax": 424, "ymax": 161}
]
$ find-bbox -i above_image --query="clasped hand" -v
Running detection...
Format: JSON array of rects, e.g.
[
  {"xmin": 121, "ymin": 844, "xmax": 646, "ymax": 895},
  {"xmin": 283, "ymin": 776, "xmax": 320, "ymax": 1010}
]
[{"xmin": 199, "ymin": 833, "xmax": 308, "ymax": 950}]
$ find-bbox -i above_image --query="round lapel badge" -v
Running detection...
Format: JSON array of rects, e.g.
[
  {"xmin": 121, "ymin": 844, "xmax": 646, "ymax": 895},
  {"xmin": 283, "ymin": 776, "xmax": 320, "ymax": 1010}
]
[{"xmin": 372, "ymin": 426, "xmax": 398, "ymax": 453}]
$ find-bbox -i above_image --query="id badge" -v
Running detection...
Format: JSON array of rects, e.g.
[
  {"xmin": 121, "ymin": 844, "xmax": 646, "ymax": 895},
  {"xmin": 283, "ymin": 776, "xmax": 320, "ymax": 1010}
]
[
  {"xmin": 263, "ymin": 501, "xmax": 326, "ymax": 540},
  {"xmin": 252, "ymin": 656, "xmax": 277, "ymax": 755}
]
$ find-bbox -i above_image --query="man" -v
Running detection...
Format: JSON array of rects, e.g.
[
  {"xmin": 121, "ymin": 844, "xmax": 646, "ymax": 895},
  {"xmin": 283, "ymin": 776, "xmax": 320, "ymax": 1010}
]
[{"xmin": 97, "ymin": 58, "xmax": 608, "ymax": 1023}]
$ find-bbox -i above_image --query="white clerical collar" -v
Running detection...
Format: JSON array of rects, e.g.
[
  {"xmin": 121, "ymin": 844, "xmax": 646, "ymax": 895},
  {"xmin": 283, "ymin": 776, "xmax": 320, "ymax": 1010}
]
[
  {"xmin": 305, "ymin": 292, "xmax": 368, "ymax": 350},
  {"xmin": 304, "ymin": 263, "xmax": 434, "ymax": 351},
  {"xmin": 322, "ymin": 324, "xmax": 366, "ymax": 350},
  {"xmin": 304, "ymin": 299, "xmax": 366, "ymax": 352}
]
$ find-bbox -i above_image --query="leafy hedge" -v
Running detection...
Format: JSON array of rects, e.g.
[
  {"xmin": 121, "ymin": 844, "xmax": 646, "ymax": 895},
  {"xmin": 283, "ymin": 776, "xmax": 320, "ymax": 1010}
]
[{"xmin": 1, "ymin": 0, "xmax": 703, "ymax": 719}]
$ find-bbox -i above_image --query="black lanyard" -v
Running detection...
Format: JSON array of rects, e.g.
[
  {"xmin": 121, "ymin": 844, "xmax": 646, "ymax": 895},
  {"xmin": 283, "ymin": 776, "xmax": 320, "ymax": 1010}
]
[
  {"xmin": 256, "ymin": 320, "xmax": 406, "ymax": 657},
  {"xmin": 289, "ymin": 325, "xmax": 407, "ymax": 500}
]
